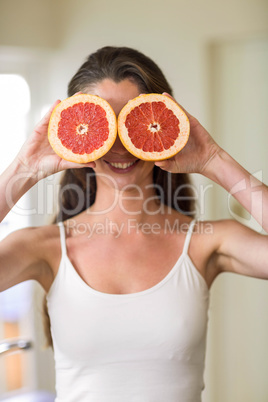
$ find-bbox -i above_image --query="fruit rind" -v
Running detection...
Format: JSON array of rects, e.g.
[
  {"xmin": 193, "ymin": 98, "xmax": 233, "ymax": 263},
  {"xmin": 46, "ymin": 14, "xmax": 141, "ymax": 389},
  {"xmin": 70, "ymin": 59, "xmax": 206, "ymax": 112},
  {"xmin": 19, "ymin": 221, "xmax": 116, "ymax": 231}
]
[
  {"xmin": 117, "ymin": 93, "xmax": 190, "ymax": 161},
  {"xmin": 48, "ymin": 94, "xmax": 117, "ymax": 163}
]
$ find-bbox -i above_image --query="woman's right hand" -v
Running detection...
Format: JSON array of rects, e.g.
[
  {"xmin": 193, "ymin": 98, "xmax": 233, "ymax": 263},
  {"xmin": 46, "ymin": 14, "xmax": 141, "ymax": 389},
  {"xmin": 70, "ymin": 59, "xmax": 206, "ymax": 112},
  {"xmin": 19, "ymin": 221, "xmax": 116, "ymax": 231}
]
[{"xmin": 16, "ymin": 99, "xmax": 96, "ymax": 181}]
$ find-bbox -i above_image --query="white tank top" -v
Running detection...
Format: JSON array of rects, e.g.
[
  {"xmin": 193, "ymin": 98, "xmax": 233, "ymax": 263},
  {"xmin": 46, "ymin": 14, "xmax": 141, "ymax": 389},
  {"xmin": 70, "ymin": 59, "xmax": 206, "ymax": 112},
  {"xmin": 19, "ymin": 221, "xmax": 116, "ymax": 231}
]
[{"xmin": 47, "ymin": 219, "xmax": 209, "ymax": 402}]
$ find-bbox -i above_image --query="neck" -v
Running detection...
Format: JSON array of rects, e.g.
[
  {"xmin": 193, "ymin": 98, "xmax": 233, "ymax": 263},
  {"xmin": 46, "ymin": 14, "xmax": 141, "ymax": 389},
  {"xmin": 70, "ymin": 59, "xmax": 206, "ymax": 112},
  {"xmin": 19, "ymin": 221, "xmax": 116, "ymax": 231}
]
[{"xmin": 88, "ymin": 174, "xmax": 165, "ymax": 226}]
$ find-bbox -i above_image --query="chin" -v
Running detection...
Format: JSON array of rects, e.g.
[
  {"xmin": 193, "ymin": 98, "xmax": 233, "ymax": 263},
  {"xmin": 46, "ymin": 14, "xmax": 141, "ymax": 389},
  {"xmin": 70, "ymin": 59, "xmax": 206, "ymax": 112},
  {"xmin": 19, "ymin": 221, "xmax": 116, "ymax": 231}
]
[{"xmin": 93, "ymin": 160, "xmax": 154, "ymax": 191}]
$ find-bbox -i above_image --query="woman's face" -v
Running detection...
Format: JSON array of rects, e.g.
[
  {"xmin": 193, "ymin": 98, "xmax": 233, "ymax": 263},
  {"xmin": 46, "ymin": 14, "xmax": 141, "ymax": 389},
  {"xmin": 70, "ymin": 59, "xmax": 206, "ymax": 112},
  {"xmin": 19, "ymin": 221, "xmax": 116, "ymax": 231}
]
[{"xmin": 88, "ymin": 78, "xmax": 155, "ymax": 189}]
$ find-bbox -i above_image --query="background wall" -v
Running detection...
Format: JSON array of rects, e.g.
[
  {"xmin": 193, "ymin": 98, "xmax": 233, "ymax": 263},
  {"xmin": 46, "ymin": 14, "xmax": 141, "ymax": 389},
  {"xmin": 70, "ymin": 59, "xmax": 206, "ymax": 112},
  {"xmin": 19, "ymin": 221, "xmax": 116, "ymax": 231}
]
[{"xmin": 0, "ymin": 0, "xmax": 267, "ymax": 400}]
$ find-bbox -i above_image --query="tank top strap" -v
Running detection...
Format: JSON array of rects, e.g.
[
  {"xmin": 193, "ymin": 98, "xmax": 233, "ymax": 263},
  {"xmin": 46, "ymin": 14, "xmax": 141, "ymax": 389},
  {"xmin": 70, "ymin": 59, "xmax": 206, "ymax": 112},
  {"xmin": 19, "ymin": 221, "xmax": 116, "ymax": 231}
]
[
  {"xmin": 57, "ymin": 222, "xmax": 67, "ymax": 256},
  {"xmin": 182, "ymin": 219, "xmax": 196, "ymax": 256}
]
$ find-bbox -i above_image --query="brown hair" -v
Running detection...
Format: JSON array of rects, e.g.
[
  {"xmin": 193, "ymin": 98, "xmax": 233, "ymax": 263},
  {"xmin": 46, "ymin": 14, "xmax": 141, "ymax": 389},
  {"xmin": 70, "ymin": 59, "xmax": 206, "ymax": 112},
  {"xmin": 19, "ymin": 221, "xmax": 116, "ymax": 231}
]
[
  {"xmin": 67, "ymin": 46, "xmax": 173, "ymax": 96},
  {"xmin": 43, "ymin": 46, "xmax": 195, "ymax": 347}
]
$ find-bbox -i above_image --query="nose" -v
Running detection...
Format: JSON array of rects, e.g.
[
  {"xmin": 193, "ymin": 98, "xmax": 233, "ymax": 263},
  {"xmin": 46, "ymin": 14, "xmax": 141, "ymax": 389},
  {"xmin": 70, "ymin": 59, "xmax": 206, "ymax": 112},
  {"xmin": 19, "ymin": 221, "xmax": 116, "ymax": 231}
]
[{"xmin": 110, "ymin": 134, "xmax": 128, "ymax": 155}]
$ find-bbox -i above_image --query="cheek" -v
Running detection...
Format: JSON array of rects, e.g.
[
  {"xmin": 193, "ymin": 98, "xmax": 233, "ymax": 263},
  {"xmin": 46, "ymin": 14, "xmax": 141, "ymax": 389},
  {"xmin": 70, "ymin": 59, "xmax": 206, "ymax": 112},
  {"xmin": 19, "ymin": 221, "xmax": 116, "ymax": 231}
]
[
  {"xmin": 90, "ymin": 160, "xmax": 108, "ymax": 179},
  {"xmin": 143, "ymin": 162, "xmax": 155, "ymax": 173},
  {"xmin": 136, "ymin": 162, "xmax": 155, "ymax": 182}
]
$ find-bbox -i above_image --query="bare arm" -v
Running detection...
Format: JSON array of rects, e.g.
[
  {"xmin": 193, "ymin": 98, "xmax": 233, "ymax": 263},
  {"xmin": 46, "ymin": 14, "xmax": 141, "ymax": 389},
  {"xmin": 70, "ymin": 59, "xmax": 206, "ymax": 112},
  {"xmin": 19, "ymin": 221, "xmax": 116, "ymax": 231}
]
[
  {"xmin": 155, "ymin": 94, "xmax": 268, "ymax": 279},
  {"xmin": 0, "ymin": 98, "xmax": 96, "ymax": 223},
  {"xmin": 202, "ymin": 150, "xmax": 268, "ymax": 279},
  {"xmin": 210, "ymin": 219, "xmax": 268, "ymax": 280},
  {"xmin": 0, "ymin": 227, "xmax": 53, "ymax": 292},
  {"xmin": 156, "ymin": 94, "xmax": 268, "ymax": 231},
  {"xmin": 203, "ymin": 149, "xmax": 268, "ymax": 232},
  {"xmin": 0, "ymin": 98, "xmax": 95, "ymax": 290},
  {"xmin": 0, "ymin": 159, "xmax": 38, "ymax": 221}
]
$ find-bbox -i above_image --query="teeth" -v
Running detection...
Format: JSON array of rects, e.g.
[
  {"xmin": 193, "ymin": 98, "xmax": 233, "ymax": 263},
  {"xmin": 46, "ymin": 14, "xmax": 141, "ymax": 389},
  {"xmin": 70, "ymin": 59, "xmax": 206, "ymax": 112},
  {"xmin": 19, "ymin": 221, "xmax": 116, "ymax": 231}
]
[{"xmin": 110, "ymin": 161, "xmax": 136, "ymax": 169}]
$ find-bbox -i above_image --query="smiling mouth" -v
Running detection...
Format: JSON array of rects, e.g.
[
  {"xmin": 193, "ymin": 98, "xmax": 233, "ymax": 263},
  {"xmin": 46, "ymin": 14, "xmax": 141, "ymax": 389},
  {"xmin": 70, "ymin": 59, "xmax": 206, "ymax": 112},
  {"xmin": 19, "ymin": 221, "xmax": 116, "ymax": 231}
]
[
  {"xmin": 109, "ymin": 161, "xmax": 136, "ymax": 169},
  {"xmin": 104, "ymin": 159, "xmax": 139, "ymax": 171}
]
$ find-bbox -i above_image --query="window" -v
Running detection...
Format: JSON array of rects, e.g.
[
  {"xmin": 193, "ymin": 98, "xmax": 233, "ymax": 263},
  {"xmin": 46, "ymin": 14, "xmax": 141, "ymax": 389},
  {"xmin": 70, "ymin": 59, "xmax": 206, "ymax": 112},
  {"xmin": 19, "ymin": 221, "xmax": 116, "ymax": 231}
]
[{"xmin": 0, "ymin": 74, "xmax": 32, "ymax": 392}]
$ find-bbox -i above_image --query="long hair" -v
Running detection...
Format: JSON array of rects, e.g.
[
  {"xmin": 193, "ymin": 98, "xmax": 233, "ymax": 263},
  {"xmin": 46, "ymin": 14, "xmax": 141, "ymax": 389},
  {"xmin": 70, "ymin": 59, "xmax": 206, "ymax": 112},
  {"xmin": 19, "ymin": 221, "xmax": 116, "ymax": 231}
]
[{"xmin": 43, "ymin": 46, "xmax": 195, "ymax": 347}]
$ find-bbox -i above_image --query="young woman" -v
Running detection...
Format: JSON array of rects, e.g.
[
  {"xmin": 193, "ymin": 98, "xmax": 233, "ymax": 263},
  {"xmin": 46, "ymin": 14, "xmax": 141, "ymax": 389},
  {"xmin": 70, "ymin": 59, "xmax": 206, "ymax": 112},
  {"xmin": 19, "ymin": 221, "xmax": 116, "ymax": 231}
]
[{"xmin": 0, "ymin": 46, "xmax": 267, "ymax": 402}]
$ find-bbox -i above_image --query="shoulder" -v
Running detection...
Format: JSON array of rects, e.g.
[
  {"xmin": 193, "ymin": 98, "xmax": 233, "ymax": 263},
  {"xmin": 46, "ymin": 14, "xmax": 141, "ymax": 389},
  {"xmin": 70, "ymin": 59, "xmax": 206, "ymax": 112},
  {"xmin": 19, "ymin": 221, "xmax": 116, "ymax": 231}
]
[
  {"xmin": 5, "ymin": 224, "xmax": 60, "ymax": 252},
  {"xmin": 164, "ymin": 212, "xmax": 240, "ymax": 245},
  {"xmin": 0, "ymin": 224, "xmax": 61, "ymax": 292},
  {"xmin": 194, "ymin": 218, "xmax": 256, "ymax": 250},
  {"xmin": 1, "ymin": 224, "xmax": 54, "ymax": 249},
  {"xmin": 9, "ymin": 224, "xmax": 62, "ymax": 271},
  {"xmin": 191, "ymin": 218, "xmax": 266, "ymax": 287},
  {"xmin": 189, "ymin": 218, "xmax": 254, "ymax": 260},
  {"xmin": 192, "ymin": 218, "xmax": 243, "ymax": 244},
  {"xmin": 30, "ymin": 224, "xmax": 62, "ymax": 267},
  {"xmin": 30, "ymin": 224, "xmax": 62, "ymax": 290},
  {"xmin": 186, "ymin": 219, "xmax": 241, "ymax": 287}
]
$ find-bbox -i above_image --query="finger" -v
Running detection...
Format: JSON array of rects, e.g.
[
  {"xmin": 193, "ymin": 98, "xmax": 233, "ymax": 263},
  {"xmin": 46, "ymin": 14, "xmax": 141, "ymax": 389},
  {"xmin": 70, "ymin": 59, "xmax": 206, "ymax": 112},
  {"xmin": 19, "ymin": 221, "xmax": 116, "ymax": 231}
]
[
  {"xmin": 154, "ymin": 159, "xmax": 173, "ymax": 171},
  {"xmin": 62, "ymin": 161, "xmax": 96, "ymax": 170},
  {"xmin": 46, "ymin": 99, "xmax": 61, "ymax": 116},
  {"xmin": 38, "ymin": 99, "xmax": 61, "ymax": 127},
  {"xmin": 34, "ymin": 100, "xmax": 61, "ymax": 137},
  {"xmin": 126, "ymin": 93, "xmax": 146, "ymax": 103},
  {"xmin": 80, "ymin": 162, "xmax": 96, "ymax": 169}
]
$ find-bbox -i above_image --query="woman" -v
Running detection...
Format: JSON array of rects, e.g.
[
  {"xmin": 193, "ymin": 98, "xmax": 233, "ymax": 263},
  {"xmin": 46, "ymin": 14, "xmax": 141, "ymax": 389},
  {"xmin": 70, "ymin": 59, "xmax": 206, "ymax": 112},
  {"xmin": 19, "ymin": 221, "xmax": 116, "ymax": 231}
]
[{"xmin": 0, "ymin": 46, "xmax": 267, "ymax": 402}]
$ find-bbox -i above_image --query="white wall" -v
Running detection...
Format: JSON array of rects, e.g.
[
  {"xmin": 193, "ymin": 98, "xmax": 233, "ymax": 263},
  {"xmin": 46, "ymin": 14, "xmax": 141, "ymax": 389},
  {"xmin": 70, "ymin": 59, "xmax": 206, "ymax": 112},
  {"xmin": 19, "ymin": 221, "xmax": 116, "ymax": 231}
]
[
  {"xmin": 204, "ymin": 38, "xmax": 268, "ymax": 402},
  {"xmin": 0, "ymin": 0, "xmax": 58, "ymax": 48},
  {"xmin": 0, "ymin": 0, "xmax": 268, "ymax": 400}
]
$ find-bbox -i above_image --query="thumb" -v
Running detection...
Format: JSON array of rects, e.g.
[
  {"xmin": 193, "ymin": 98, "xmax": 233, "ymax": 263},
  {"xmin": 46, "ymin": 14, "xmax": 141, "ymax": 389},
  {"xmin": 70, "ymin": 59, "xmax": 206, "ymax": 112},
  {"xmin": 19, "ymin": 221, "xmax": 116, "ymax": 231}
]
[
  {"xmin": 60, "ymin": 160, "xmax": 96, "ymax": 170},
  {"xmin": 38, "ymin": 99, "xmax": 61, "ymax": 128},
  {"xmin": 154, "ymin": 159, "xmax": 173, "ymax": 172}
]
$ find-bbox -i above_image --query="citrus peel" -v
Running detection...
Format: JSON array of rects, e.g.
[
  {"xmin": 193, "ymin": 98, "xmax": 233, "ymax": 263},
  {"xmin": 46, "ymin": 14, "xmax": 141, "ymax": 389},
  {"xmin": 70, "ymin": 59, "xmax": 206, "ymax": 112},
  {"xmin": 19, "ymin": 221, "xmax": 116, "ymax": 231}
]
[
  {"xmin": 48, "ymin": 94, "xmax": 117, "ymax": 163},
  {"xmin": 117, "ymin": 93, "xmax": 190, "ymax": 161}
]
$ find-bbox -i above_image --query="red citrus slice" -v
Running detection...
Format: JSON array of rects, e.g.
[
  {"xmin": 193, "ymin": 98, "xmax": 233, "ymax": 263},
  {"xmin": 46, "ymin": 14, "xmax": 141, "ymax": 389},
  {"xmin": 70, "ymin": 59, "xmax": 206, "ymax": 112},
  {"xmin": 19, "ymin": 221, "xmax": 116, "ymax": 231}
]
[
  {"xmin": 118, "ymin": 94, "xmax": 190, "ymax": 161},
  {"xmin": 48, "ymin": 94, "xmax": 117, "ymax": 163}
]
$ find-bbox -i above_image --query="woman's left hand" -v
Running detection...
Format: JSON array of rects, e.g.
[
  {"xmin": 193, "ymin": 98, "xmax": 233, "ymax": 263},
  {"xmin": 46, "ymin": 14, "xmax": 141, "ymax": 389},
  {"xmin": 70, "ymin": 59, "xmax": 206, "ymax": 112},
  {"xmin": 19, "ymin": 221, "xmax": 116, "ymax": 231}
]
[{"xmin": 154, "ymin": 93, "xmax": 220, "ymax": 175}]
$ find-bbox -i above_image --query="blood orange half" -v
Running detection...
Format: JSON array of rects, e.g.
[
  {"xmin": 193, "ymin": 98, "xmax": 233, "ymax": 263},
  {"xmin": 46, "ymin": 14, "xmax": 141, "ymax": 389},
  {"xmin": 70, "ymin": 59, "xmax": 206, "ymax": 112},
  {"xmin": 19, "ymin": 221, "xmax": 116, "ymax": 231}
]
[
  {"xmin": 48, "ymin": 94, "xmax": 117, "ymax": 163},
  {"xmin": 118, "ymin": 94, "xmax": 190, "ymax": 161}
]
